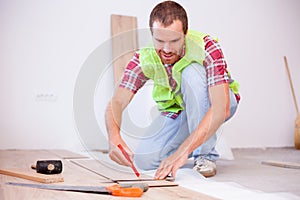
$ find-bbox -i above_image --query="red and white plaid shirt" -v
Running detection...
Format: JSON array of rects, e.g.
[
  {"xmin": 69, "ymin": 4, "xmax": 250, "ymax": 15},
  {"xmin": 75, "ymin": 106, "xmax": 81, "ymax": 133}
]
[{"xmin": 119, "ymin": 35, "xmax": 240, "ymax": 119}]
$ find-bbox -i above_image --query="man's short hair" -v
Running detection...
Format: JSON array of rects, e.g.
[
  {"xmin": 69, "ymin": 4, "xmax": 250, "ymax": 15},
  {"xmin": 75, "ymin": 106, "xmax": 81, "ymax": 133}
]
[{"xmin": 149, "ymin": 1, "xmax": 188, "ymax": 35}]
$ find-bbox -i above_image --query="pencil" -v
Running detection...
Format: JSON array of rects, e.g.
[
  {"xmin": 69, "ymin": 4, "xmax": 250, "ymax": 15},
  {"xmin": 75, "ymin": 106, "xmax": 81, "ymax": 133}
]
[{"xmin": 117, "ymin": 144, "xmax": 140, "ymax": 178}]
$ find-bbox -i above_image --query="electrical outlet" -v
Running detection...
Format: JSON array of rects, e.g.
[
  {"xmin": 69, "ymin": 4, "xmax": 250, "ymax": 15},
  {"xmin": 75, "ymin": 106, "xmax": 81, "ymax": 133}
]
[{"xmin": 35, "ymin": 93, "xmax": 57, "ymax": 102}]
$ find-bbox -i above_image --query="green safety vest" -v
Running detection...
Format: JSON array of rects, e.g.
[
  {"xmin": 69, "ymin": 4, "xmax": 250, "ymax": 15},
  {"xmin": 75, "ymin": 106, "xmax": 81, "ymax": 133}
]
[{"xmin": 139, "ymin": 30, "xmax": 239, "ymax": 113}]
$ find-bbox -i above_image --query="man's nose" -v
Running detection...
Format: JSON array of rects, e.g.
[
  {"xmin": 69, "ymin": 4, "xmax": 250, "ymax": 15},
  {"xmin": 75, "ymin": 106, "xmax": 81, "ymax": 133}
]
[{"xmin": 163, "ymin": 42, "xmax": 172, "ymax": 53}]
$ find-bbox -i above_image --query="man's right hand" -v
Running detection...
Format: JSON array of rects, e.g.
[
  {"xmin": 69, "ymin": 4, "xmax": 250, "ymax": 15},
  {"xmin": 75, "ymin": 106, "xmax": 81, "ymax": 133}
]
[{"xmin": 109, "ymin": 142, "xmax": 134, "ymax": 167}]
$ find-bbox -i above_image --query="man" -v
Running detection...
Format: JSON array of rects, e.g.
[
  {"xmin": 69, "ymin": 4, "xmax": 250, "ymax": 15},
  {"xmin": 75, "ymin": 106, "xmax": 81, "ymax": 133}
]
[{"xmin": 105, "ymin": 0, "xmax": 240, "ymax": 179}]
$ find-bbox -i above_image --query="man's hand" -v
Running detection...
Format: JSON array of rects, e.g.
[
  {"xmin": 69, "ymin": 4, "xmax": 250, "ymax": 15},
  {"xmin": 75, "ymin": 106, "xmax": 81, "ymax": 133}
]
[
  {"xmin": 109, "ymin": 142, "xmax": 134, "ymax": 167},
  {"xmin": 154, "ymin": 150, "xmax": 189, "ymax": 179}
]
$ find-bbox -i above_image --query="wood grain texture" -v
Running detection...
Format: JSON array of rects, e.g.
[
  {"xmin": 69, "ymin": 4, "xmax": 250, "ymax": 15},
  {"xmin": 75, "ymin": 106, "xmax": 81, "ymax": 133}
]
[
  {"xmin": 70, "ymin": 159, "xmax": 178, "ymax": 187},
  {"xmin": 117, "ymin": 180, "xmax": 178, "ymax": 187},
  {"xmin": 0, "ymin": 169, "xmax": 64, "ymax": 183},
  {"xmin": 71, "ymin": 159, "xmax": 148, "ymax": 180},
  {"xmin": 0, "ymin": 150, "xmax": 218, "ymax": 199},
  {"xmin": 0, "ymin": 150, "xmax": 113, "ymax": 199},
  {"xmin": 46, "ymin": 149, "xmax": 89, "ymax": 159},
  {"xmin": 111, "ymin": 14, "xmax": 138, "ymax": 85},
  {"xmin": 0, "ymin": 150, "xmax": 108, "ymax": 185}
]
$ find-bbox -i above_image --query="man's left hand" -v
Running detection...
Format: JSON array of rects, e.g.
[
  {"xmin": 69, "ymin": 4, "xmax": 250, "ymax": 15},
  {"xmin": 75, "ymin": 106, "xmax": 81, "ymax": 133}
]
[{"xmin": 154, "ymin": 150, "xmax": 189, "ymax": 180}]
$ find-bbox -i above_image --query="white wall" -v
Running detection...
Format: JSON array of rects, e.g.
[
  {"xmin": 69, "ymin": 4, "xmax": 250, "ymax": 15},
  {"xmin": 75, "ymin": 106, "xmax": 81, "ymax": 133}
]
[{"xmin": 0, "ymin": 0, "xmax": 299, "ymax": 152}]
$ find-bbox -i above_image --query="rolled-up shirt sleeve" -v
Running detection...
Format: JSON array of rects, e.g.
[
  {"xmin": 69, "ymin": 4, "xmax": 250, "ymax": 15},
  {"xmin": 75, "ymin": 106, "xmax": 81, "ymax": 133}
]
[
  {"xmin": 203, "ymin": 36, "xmax": 230, "ymax": 87},
  {"xmin": 119, "ymin": 52, "xmax": 149, "ymax": 93}
]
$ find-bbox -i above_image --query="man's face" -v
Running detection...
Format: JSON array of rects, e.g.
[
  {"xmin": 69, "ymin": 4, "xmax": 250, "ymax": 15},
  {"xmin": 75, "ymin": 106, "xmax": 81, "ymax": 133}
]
[{"xmin": 152, "ymin": 20, "xmax": 185, "ymax": 65}]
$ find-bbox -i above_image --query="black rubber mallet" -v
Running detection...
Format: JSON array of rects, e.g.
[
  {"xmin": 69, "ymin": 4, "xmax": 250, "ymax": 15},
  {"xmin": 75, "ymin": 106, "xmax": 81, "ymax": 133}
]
[{"xmin": 31, "ymin": 160, "xmax": 63, "ymax": 174}]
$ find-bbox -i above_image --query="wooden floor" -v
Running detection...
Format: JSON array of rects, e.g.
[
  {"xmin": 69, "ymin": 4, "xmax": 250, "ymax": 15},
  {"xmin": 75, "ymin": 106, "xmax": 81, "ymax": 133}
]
[{"xmin": 0, "ymin": 149, "xmax": 218, "ymax": 199}]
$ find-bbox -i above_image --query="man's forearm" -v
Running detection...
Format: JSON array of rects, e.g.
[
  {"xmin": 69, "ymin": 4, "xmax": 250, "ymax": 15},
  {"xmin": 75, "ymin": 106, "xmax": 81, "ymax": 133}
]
[
  {"xmin": 105, "ymin": 87, "xmax": 135, "ymax": 146},
  {"xmin": 105, "ymin": 99, "xmax": 134, "ymax": 166},
  {"xmin": 178, "ymin": 84, "xmax": 231, "ymax": 155},
  {"xmin": 105, "ymin": 101, "xmax": 122, "ymax": 145},
  {"xmin": 180, "ymin": 107, "xmax": 226, "ymax": 155}
]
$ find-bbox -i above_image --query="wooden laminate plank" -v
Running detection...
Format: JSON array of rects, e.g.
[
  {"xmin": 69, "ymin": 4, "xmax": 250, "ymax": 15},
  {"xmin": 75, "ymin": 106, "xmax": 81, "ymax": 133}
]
[
  {"xmin": 0, "ymin": 149, "xmax": 62, "ymax": 169},
  {"xmin": 0, "ymin": 168, "xmax": 64, "ymax": 183},
  {"xmin": 0, "ymin": 150, "xmax": 109, "ymax": 185},
  {"xmin": 1, "ymin": 182, "xmax": 112, "ymax": 200},
  {"xmin": 0, "ymin": 150, "xmax": 218, "ymax": 199},
  {"xmin": 70, "ymin": 160, "xmax": 218, "ymax": 199},
  {"xmin": 1, "ymin": 173, "xmax": 112, "ymax": 200},
  {"xmin": 261, "ymin": 160, "xmax": 300, "ymax": 169},
  {"xmin": 71, "ymin": 159, "xmax": 178, "ymax": 187},
  {"xmin": 111, "ymin": 14, "xmax": 138, "ymax": 85},
  {"xmin": 0, "ymin": 150, "xmax": 115, "ymax": 199},
  {"xmin": 117, "ymin": 180, "xmax": 178, "ymax": 187},
  {"xmin": 71, "ymin": 159, "xmax": 150, "ymax": 180},
  {"xmin": 45, "ymin": 149, "xmax": 88, "ymax": 159}
]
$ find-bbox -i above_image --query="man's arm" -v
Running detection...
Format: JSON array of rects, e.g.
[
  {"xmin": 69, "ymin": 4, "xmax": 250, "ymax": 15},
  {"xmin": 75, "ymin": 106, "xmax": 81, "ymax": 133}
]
[
  {"xmin": 154, "ymin": 83, "xmax": 231, "ymax": 179},
  {"xmin": 181, "ymin": 83, "xmax": 230, "ymax": 153},
  {"xmin": 105, "ymin": 87, "xmax": 135, "ymax": 166}
]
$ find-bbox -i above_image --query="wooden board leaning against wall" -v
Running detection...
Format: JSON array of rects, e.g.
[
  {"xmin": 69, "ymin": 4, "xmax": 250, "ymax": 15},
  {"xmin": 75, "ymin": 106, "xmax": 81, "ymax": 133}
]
[{"xmin": 111, "ymin": 14, "xmax": 138, "ymax": 85}]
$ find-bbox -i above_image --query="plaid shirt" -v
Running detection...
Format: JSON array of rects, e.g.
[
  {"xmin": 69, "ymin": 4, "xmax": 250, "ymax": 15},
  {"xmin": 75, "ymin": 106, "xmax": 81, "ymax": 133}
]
[{"xmin": 119, "ymin": 35, "xmax": 239, "ymax": 119}]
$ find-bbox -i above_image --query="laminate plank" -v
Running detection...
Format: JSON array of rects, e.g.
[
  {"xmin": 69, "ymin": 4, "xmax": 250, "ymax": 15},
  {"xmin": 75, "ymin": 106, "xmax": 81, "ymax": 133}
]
[
  {"xmin": 111, "ymin": 14, "xmax": 138, "ymax": 85},
  {"xmin": 1, "ymin": 182, "xmax": 112, "ymax": 200},
  {"xmin": 45, "ymin": 149, "xmax": 88, "ymax": 159},
  {"xmin": 71, "ymin": 159, "xmax": 151, "ymax": 180},
  {"xmin": 0, "ymin": 150, "xmax": 108, "ymax": 184},
  {"xmin": 0, "ymin": 168, "xmax": 64, "ymax": 183},
  {"xmin": 0, "ymin": 150, "xmax": 218, "ymax": 199},
  {"xmin": 117, "ymin": 180, "xmax": 178, "ymax": 187},
  {"xmin": 0, "ymin": 150, "xmax": 115, "ymax": 199},
  {"xmin": 67, "ymin": 159, "xmax": 218, "ymax": 199},
  {"xmin": 71, "ymin": 159, "xmax": 179, "ymax": 187},
  {"xmin": 0, "ymin": 149, "xmax": 62, "ymax": 169},
  {"xmin": 261, "ymin": 160, "xmax": 300, "ymax": 169}
]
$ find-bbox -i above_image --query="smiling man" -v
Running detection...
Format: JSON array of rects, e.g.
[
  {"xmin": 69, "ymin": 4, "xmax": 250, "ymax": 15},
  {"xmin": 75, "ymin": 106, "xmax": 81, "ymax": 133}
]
[{"xmin": 105, "ymin": 0, "xmax": 240, "ymax": 179}]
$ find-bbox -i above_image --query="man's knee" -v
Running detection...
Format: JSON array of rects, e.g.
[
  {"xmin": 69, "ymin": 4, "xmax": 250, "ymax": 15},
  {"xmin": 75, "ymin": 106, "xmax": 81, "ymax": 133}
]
[
  {"xmin": 182, "ymin": 63, "xmax": 207, "ymax": 85},
  {"xmin": 135, "ymin": 152, "xmax": 160, "ymax": 170}
]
